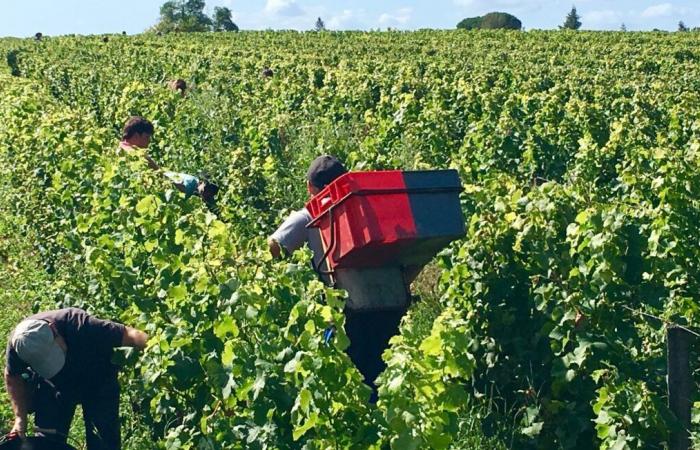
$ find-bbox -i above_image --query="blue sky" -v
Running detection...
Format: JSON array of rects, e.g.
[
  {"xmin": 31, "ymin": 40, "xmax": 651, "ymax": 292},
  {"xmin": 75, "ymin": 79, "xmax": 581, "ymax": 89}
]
[{"xmin": 2, "ymin": 0, "xmax": 699, "ymax": 37}]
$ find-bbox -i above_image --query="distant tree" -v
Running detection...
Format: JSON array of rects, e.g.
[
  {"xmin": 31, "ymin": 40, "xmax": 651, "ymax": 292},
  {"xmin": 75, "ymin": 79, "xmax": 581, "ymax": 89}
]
[
  {"xmin": 457, "ymin": 12, "xmax": 521, "ymax": 30},
  {"xmin": 678, "ymin": 21, "xmax": 689, "ymax": 32},
  {"xmin": 183, "ymin": 0, "xmax": 211, "ymax": 25},
  {"xmin": 561, "ymin": 6, "xmax": 582, "ymax": 30},
  {"xmin": 213, "ymin": 6, "xmax": 239, "ymax": 32},
  {"xmin": 481, "ymin": 12, "xmax": 522, "ymax": 30},
  {"xmin": 159, "ymin": 1, "xmax": 178, "ymax": 22},
  {"xmin": 152, "ymin": 0, "xmax": 212, "ymax": 33},
  {"xmin": 620, "ymin": 23, "xmax": 627, "ymax": 32},
  {"xmin": 457, "ymin": 16, "xmax": 483, "ymax": 30},
  {"xmin": 315, "ymin": 17, "xmax": 326, "ymax": 31}
]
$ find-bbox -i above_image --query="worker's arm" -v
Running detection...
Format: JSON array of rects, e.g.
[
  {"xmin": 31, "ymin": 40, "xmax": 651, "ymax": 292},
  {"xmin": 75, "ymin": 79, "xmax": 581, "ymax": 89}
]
[
  {"xmin": 121, "ymin": 326, "xmax": 149, "ymax": 350},
  {"xmin": 145, "ymin": 154, "xmax": 160, "ymax": 171},
  {"xmin": 172, "ymin": 182, "xmax": 187, "ymax": 194},
  {"xmin": 4, "ymin": 370, "xmax": 29, "ymax": 438},
  {"xmin": 269, "ymin": 210, "xmax": 310, "ymax": 259},
  {"xmin": 79, "ymin": 312, "xmax": 148, "ymax": 351}
]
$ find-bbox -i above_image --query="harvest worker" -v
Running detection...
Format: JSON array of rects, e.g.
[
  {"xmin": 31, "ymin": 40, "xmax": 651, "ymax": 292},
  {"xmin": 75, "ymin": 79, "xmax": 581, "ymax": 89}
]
[
  {"xmin": 167, "ymin": 79, "xmax": 187, "ymax": 96},
  {"xmin": 4, "ymin": 308, "xmax": 149, "ymax": 449},
  {"xmin": 118, "ymin": 116, "xmax": 219, "ymax": 206},
  {"xmin": 268, "ymin": 155, "xmax": 408, "ymax": 402},
  {"xmin": 117, "ymin": 115, "xmax": 158, "ymax": 170}
]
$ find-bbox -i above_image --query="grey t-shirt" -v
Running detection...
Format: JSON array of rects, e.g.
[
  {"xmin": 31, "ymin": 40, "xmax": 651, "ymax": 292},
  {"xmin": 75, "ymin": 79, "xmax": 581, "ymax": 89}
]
[{"xmin": 270, "ymin": 208, "xmax": 328, "ymax": 276}]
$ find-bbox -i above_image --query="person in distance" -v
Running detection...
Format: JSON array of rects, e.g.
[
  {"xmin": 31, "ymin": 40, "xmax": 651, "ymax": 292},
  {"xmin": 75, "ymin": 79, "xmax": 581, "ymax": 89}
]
[
  {"xmin": 117, "ymin": 116, "xmax": 219, "ymax": 206},
  {"xmin": 167, "ymin": 79, "xmax": 187, "ymax": 97},
  {"xmin": 268, "ymin": 155, "xmax": 407, "ymax": 403},
  {"xmin": 4, "ymin": 308, "xmax": 149, "ymax": 449}
]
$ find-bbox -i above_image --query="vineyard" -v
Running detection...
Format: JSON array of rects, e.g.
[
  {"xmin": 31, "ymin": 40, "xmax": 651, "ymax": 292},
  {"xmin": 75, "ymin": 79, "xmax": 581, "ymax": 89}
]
[{"xmin": 0, "ymin": 30, "xmax": 699, "ymax": 449}]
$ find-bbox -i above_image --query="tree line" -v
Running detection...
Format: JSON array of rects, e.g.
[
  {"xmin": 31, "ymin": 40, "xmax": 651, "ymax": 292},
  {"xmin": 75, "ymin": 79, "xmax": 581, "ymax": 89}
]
[
  {"xmin": 151, "ymin": 1, "xmax": 697, "ymax": 34},
  {"xmin": 150, "ymin": 1, "xmax": 330, "ymax": 34},
  {"xmin": 455, "ymin": 8, "xmax": 582, "ymax": 31},
  {"xmin": 457, "ymin": 6, "xmax": 698, "ymax": 32}
]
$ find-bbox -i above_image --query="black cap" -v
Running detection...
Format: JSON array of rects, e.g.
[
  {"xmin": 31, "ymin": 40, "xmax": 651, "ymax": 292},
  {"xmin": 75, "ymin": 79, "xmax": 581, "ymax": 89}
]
[{"xmin": 306, "ymin": 155, "xmax": 347, "ymax": 189}]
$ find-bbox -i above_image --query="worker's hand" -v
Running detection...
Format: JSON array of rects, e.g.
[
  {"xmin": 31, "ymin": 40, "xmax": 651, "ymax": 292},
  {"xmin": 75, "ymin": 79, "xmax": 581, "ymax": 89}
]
[
  {"xmin": 268, "ymin": 238, "xmax": 282, "ymax": 259},
  {"xmin": 10, "ymin": 416, "xmax": 27, "ymax": 438},
  {"xmin": 122, "ymin": 326, "xmax": 149, "ymax": 350}
]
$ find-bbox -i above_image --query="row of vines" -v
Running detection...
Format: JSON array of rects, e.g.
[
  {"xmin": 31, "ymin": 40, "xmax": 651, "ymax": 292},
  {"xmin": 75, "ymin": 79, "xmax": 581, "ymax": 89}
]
[{"xmin": 1, "ymin": 30, "xmax": 699, "ymax": 449}]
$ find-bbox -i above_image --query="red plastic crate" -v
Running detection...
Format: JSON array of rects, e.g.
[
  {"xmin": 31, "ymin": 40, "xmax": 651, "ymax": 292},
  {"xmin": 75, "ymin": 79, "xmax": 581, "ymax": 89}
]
[{"xmin": 306, "ymin": 170, "xmax": 465, "ymax": 270}]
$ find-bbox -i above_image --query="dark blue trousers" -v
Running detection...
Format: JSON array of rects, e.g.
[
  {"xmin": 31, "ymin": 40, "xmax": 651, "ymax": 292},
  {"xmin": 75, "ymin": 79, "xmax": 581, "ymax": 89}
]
[
  {"xmin": 344, "ymin": 308, "xmax": 406, "ymax": 403},
  {"xmin": 33, "ymin": 378, "xmax": 121, "ymax": 450}
]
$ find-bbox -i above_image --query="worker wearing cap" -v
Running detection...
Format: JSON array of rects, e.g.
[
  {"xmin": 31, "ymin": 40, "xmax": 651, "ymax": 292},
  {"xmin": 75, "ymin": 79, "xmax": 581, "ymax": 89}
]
[
  {"xmin": 4, "ymin": 308, "xmax": 148, "ymax": 449},
  {"xmin": 268, "ymin": 155, "xmax": 347, "ymax": 268},
  {"xmin": 268, "ymin": 155, "xmax": 407, "ymax": 402}
]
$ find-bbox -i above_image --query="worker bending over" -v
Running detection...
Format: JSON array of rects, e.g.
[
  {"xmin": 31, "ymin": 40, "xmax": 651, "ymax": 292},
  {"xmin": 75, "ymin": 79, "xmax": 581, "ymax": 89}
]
[{"xmin": 5, "ymin": 308, "xmax": 148, "ymax": 449}]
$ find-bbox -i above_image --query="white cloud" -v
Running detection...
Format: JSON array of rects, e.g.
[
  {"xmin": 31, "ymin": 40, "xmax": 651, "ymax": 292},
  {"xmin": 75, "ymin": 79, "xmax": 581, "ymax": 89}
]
[
  {"xmin": 585, "ymin": 9, "xmax": 623, "ymax": 27},
  {"xmin": 248, "ymin": 2, "xmax": 360, "ymax": 30},
  {"xmin": 327, "ymin": 9, "xmax": 356, "ymax": 29},
  {"xmin": 378, "ymin": 7, "xmax": 412, "ymax": 27},
  {"xmin": 641, "ymin": 3, "xmax": 674, "ymax": 18},
  {"xmin": 264, "ymin": 0, "xmax": 304, "ymax": 17}
]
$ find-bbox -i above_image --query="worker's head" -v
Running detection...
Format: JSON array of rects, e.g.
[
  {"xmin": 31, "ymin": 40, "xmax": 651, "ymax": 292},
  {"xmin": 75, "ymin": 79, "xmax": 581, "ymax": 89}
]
[
  {"xmin": 122, "ymin": 116, "xmax": 154, "ymax": 149},
  {"xmin": 11, "ymin": 319, "xmax": 67, "ymax": 379},
  {"xmin": 306, "ymin": 155, "xmax": 347, "ymax": 195},
  {"xmin": 168, "ymin": 79, "xmax": 187, "ymax": 96},
  {"xmin": 197, "ymin": 177, "xmax": 220, "ymax": 204}
]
